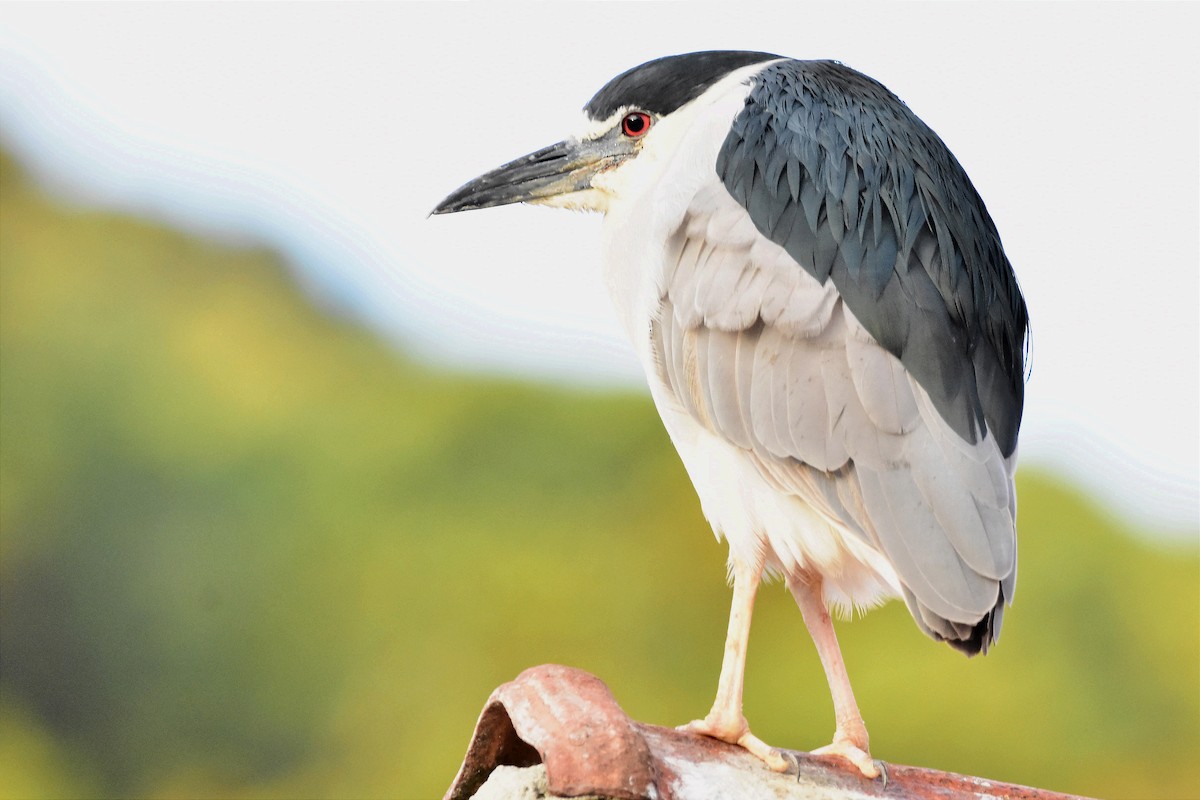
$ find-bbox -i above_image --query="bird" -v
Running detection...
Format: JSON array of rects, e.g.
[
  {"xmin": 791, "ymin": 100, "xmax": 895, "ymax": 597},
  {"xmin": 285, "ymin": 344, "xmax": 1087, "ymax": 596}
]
[{"xmin": 433, "ymin": 51, "xmax": 1028, "ymax": 779}]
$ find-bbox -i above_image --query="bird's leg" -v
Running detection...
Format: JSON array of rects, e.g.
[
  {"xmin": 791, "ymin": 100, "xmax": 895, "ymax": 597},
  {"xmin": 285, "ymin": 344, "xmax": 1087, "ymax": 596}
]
[
  {"xmin": 787, "ymin": 572, "xmax": 881, "ymax": 779},
  {"xmin": 679, "ymin": 556, "xmax": 790, "ymax": 772}
]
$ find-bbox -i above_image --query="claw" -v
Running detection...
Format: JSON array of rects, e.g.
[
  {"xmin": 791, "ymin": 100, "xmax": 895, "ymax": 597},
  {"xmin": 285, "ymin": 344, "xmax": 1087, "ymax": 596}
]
[
  {"xmin": 746, "ymin": 740, "xmax": 791, "ymax": 773},
  {"xmin": 781, "ymin": 750, "xmax": 800, "ymax": 778},
  {"xmin": 782, "ymin": 748, "xmax": 886, "ymax": 784}
]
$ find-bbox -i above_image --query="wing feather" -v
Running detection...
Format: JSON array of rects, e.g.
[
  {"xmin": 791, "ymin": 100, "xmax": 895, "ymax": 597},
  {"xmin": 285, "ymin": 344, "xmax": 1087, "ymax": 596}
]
[
  {"xmin": 856, "ymin": 464, "xmax": 998, "ymax": 621},
  {"xmin": 700, "ymin": 327, "xmax": 753, "ymax": 449},
  {"xmin": 655, "ymin": 178, "xmax": 1017, "ymax": 653},
  {"xmin": 718, "ymin": 59, "xmax": 1028, "ymax": 458},
  {"xmin": 750, "ymin": 323, "xmax": 787, "ymax": 460},
  {"xmin": 844, "ymin": 327, "xmax": 920, "ymax": 435}
]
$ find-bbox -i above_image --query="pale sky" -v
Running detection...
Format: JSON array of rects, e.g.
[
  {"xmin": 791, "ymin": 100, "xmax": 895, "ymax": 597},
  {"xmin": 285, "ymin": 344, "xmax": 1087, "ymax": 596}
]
[{"xmin": 0, "ymin": 3, "xmax": 1196, "ymax": 533}]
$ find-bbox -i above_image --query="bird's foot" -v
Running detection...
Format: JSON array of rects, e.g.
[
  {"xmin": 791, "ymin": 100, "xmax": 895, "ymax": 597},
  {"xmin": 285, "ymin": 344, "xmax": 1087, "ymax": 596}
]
[
  {"xmin": 811, "ymin": 736, "xmax": 882, "ymax": 780},
  {"xmin": 678, "ymin": 713, "xmax": 791, "ymax": 772}
]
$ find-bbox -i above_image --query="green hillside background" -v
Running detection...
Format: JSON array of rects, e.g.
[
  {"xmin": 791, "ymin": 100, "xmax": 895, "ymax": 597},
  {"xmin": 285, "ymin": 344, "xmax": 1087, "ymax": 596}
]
[{"xmin": 1, "ymin": 148, "xmax": 1197, "ymax": 800}]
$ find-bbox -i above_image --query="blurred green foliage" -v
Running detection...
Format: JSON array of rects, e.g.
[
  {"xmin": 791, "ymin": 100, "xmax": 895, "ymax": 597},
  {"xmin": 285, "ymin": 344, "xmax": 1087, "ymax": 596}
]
[{"xmin": 1, "ymin": 147, "xmax": 1197, "ymax": 800}]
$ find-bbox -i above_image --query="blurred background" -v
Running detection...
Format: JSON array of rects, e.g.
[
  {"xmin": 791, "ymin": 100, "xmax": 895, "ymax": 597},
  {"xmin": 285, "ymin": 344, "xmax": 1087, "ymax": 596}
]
[{"xmin": 1, "ymin": 4, "xmax": 1196, "ymax": 799}]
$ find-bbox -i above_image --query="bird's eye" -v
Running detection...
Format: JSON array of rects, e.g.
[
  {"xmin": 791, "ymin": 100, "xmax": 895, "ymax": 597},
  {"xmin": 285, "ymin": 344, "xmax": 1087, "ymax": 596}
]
[{"xmin": 621, "ymin": 112, "xmax": 651, "ymax": 138}]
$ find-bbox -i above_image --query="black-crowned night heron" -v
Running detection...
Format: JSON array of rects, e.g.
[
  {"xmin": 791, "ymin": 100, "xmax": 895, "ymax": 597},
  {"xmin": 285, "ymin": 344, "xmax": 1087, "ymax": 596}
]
[{"xmin": 433, "ymin": 51, "xmax": 1028, "ymax": 779}]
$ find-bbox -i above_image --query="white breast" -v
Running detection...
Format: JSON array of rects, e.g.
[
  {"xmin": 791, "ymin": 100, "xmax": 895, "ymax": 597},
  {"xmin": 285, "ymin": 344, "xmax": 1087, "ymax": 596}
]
[
  {"xmin": 594, "ymin": 65, "xmax": 903, "ymax": 612},
  {"xmin": 596, "ymin": 63, "xmax": 766, "ymax": 346}
]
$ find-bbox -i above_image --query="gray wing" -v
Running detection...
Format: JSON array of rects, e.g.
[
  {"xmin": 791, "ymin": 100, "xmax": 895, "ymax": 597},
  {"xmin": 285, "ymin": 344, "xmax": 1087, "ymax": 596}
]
[{"xmin": 653, "ymin": 177, "xmax": 1017, "ymax": 654}]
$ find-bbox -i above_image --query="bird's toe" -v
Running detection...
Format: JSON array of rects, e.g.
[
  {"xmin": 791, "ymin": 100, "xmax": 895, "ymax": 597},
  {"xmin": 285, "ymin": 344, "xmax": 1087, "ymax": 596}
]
[
  {"xmin": 676, "ymin": 712, "xmax": 747, "ymax": 743},
  {"xmin": 810, "ymin": 739, "xmax": 882, "ymax": 779},
  {"xmin": 679, "ymin": 715, "xmax": 792, "ymax": 773}
]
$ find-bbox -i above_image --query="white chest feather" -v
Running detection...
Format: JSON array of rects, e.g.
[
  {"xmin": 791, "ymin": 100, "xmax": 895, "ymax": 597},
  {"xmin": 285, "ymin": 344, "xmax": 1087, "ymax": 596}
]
[
  {"xmin": 592, "ymin": 68, "xmax": 903, "ymax": 612},
  {"xmin": 597, "ymin": 66, "xmax": 761, "ymax": 351}
]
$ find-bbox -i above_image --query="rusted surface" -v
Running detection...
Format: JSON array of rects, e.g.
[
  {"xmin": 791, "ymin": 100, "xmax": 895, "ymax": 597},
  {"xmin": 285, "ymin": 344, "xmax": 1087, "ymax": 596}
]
[
  {"xmin": 443, "ymin": 700, "xmax": 542, "ymax": 800},
  {"xmin": 445, "ymin": 664, "xmax": 663, "ymax": 800},
  {"xmin": 445, "ymin": 664, "xmax": 1094, "ymax": 800}
]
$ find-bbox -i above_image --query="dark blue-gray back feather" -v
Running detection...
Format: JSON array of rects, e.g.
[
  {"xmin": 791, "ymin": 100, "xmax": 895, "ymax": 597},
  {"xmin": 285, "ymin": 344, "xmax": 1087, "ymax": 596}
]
[{"xmin": 717, "ymin": 60, "xmax": 1028, "ymax": 456}]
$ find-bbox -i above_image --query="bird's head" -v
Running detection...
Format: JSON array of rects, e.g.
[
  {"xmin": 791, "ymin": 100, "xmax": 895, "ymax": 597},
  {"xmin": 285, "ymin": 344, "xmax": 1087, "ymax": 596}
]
[{"xmin": 432, "ymin": 51, "xmax": 780, "ymax": 217}]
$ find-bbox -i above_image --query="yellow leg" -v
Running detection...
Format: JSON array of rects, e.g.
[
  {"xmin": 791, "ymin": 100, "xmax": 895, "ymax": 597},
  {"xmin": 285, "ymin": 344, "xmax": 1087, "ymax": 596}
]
[
  {"xmin": 679, "ymin": 557, "xmax": 790, "ymax": 772},
  {"xmin": 787, "ymin": 573, "xmax": 881, "ymax": 779}
]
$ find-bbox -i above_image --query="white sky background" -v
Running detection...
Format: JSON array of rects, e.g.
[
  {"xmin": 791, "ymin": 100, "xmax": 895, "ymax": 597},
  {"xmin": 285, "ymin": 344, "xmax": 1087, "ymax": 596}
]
[{"xmin": 0, "ymin": 3, "xmax": 1196, "ymax": 534}]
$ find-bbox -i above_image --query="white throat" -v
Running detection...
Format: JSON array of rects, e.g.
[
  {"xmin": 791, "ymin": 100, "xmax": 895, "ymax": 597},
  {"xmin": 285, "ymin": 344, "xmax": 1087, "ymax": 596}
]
[{"xmin": 593, "ymin": 62, "xmax": 771, "ymax": 349}]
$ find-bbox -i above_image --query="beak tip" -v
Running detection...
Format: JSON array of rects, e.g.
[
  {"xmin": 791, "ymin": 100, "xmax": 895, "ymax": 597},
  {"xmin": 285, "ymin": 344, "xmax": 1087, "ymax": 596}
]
[
  {"xmin": 430, "ymin": 195, "xmax": 467, "ymax": 216},
  {"xmin": 430, "ymin": 198, "xmax": 474, "ymax": 216}
]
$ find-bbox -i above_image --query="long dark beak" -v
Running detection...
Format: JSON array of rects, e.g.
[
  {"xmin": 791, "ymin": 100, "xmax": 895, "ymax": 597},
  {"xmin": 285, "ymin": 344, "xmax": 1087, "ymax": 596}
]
[{"xmin": 432, "ymin": 137, "xmax": 623, "ymax": 215}]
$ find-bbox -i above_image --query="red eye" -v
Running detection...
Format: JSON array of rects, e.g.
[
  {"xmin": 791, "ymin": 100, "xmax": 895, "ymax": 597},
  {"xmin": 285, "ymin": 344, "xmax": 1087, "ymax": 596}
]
[{"xmin": 621, "ymin": 111, "xmax": 651, "ymax": 137}]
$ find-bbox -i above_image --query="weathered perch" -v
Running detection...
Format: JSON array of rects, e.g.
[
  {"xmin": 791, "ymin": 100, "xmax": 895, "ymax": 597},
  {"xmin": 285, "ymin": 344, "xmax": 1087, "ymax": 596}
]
[{"xmin": 445, "ymin": 664, "xmax": 1091, "ymax": 800}]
